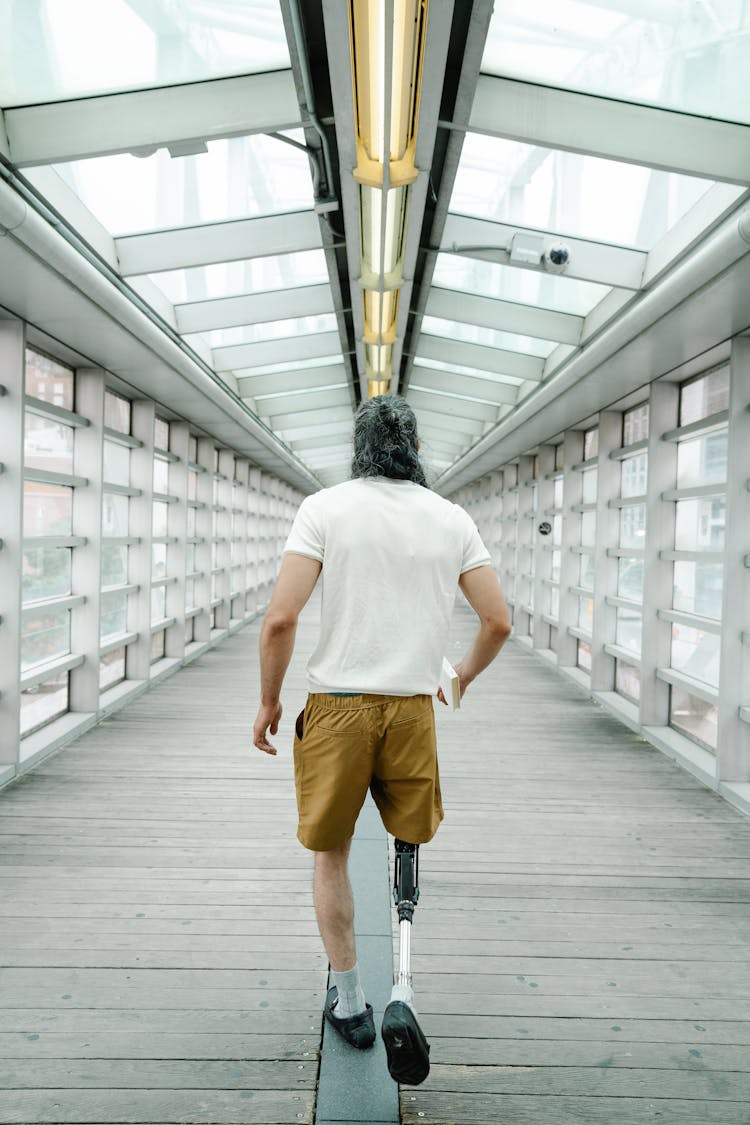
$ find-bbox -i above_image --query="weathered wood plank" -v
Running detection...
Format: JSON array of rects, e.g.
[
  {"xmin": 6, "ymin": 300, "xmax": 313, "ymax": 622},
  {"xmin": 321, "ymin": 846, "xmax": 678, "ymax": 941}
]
[{"xmin": 0, "ymin": 1089, "xmax": 314, "ymax": 1124}]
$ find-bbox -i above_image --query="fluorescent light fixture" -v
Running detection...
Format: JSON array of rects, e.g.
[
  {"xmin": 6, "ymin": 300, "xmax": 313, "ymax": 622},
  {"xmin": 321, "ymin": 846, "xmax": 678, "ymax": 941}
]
[{"xmin": 363, "ymin": 289, "xmax": 399, "ymax": 343}]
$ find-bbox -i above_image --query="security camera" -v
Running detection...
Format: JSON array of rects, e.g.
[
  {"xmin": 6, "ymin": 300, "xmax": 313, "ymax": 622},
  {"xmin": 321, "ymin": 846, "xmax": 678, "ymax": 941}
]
[{"xmin": 543, "ymin": 243, "xmax": 571, "ymax": 274}]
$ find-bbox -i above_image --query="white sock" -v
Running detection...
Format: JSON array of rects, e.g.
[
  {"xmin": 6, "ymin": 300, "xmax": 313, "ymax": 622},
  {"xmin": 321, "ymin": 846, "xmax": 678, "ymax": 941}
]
[
  {"xmin": 331, "ymin": 963, "xmax": 367, "ymax": 1018},
  {"xmin": 390, "ymin": 982, "xmax": 417, "ymax": 1013}
]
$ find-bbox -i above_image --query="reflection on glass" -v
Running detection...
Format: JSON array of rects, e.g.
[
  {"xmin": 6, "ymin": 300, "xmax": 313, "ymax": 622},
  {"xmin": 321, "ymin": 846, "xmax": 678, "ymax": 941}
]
[
  {"xmin": 25, "ymin": 350, "xmax": 74, "ymax": 410},
  {"xmin": 24, "ymin": 482, "xmax": 73, "ymax": 537},
  {"xmin": 675, "ymin": 497, "xmax": 725, "ymax": 552},
  {"xmin": 151, "ymin": 586, "xmax": 167, "ymax": 623},
  {"xmin": 615, "ymin": 660, "xmax": 640, "ymax": 703},
  {"xmin": 619, "ymin": 503, "xmax": 646, "ymax": 548},
  {"xmin": 185, "ymin": 578, "xmax": 195, "ymax": 609},
  {"xmin": 24, "ymin": 416, "xmax": 75, "ymax": 474},
  {"xmin": 553, "ymin": 477, "xmax": 564, "ymax": 507},
  {"xmin": 103, "ymin": 440, "xmax": 130, "ymax": 486},
  {"xmin": 153, "ymin": 458, "xmax": 170, "ymax": 494},
  {"xmin": 676, "ymin": 431, "xmax": 727, "ymax": 489},
  {"xmin": 577, "ymin": 640, "xmax": 592, "ymax": 672},
  {"xmin": 579, "ymin": 553, "xmax": 594, "ymax": 591},
  {"xmin": 188, "ymin": 472, "xmax": 198, "ymax": 501},
  {"xmin": 20, "ymin": 671, "xmax": 68, "ymax": 736},
  {"xmin": 154, "ymin": 418, "xmax": 170, "ymax": 449},
  {"xmin": 670, "ymin": 687, "xmax": 718, "ymax": 752},
  {"xmin": 22, "ymin": 548, "xmax": 71, "ymax": 604},
  {"xmin": 549, "ymin": 585, "xmax": 560, "ymax": 619},
  {"xmin": 551, "ymin": 549, "xmax": 561, "ymax": 583},
  {"xmin": 621, "ymin": 453, "xmax": 647, "ymax": 498},
  {"xmin": 616, "ymin": 606, "xmax": 642, "ymax": 655},
  {"xmin": 432, "ymin": 254, "xmax": 607, "ymax": 315},
  {"xmin": 103, "ymin": 492, "xmax": 129, "ymax": 536},
  {"xmin": 578, "ymin": 596, "xmax": 593, "ymax": 632},
  {"xmin": 104, "ymin": 391, "xmax": 131, "ymax": 434},
  {"xmin": 22, "ymin": 607, "xmax": 71, "ymax": 669},
  {"xmin": 581, "ymin": 510, "xmax": 596, "ymax": 547},
  {"xmin": 673, "ymin": 561, "xmax": 723, "ymax": 621},
  {"xmin": 187, "ymin": 507, "xmax": 197, "ymax": 537},
  {"xmin": 199, "ymin": 314, "xmax": 338, "ymax": 350},
  {"xmin": 623, "ymin": 403, "xmax": 649, "ymax": 445},
  {"xmin": 151, "ymin": 630, "xmax": 166, "ymax": 663},
  {"xmin": 152, "ymin": 542, "xmax": 168, "ymax": 580},
  {"xmin": 152, "ymin": 250, "xmax": 329, "ymax": 305},
  {"xmin": 421, "ymin": 316, "xmax": 555, "ymax": 357},
  {"xmin": 583, "ymin": 428, "xmax": 598, "ymax": 459},
  {"xmin": 618, "ymin": 556, "xmax": 643, "ymax": 602},
  {"xmin": 101, "ymin": 591, "xmax": 128, "ymax": 639},
  {"xmin": 101, "ymin": 544, "xmax": 128, "ymax": 588},
  {"xmin": 100, "ymin": 647, "xmax": 126, "ymax": 691},
  {"xmin": 679, "ymin": 367, "xmax": 730, "ymax": 425},
  {"xmin": 482, "ymin": 6, "xmax": 750, "ymax": 127},
  {"xmin": 671, "ymin": 624, "xmax": 720, "ymax": 689},
  {"xmin": 152, "ymin": 501, "xmax": 169, "ymax": 537},
  {"xmin": 552, "ymin": 514, "xmax": 562, "ymax": 545},
  {"xmin": 582, "ymin": 468, "xmax": 597, "ymax": 504},
  {"xmin": 452, "ymin": 133, "xmax": 711, "ymax": 249}
]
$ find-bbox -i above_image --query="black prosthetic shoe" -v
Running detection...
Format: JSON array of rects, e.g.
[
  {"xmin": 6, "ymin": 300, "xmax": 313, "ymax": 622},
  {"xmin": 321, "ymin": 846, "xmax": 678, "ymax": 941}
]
[
  {"xmin": 323, "ymin": 986, "xmax": 376, "ymax": 1049},
  {"xmin": 381, "ymin": 999, "xmax": 431, "ymax": 1085}
]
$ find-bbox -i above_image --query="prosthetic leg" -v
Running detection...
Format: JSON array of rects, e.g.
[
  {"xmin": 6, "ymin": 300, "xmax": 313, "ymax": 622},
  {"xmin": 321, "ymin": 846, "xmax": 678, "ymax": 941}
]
[{"xmin": 380, "ymin": 839, "xmax": 431, "ymax": 1085}]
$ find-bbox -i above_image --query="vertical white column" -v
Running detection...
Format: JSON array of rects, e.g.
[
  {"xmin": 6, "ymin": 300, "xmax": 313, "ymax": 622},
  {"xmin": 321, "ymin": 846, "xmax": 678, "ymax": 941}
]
[
  {"xmin": 639, "ymin": 381, "xmax": 679, "ymax": 727},
  {"xmin": 558, "ymin": 429, "xmax": 585, "ymax": 669},
  {"xmin": 233, "ymin": 458, "xmax": 250, "ymax": 623},
  {"xmin": 717, "ymin": 339, "xmax": 750, "ymax": 781},
  {"xmin": 193, "ymin": 437, "xmax": 214, "ymax": 644},
  {"xmin": 590, "ymin": 411, "xmax": 621, "ymax": 693},
  {"xmin": 165, "ymin": 420, "xmax": 188, "ymax": 660},
  {"xmin": 500, "ymin": 464, "xmax": 519, "ymax": 622},
  {"xmin": 515, "ymin": 454, "xmax": 535, "ymax": 637},
  {"xmin": 215, "ymin": 449, "xmax": 234, "ymax": 631},
  {"xmin": 247, "ymin": 467, "xmax": 261, "ymax": 615},
  {"xmin": 533, "ymin": 445, "xmax": 555, "ymax": 650},
  {"xmin": 0, "ymin": 318, "xmax": 25, "ymax": 767},
  {"xmin": 126, "ymin": 398, "xmax": 156, "ymax": 682},
  {"xmin": 69, "ymin": 367, "xmax": 105, "ymax": 713}
]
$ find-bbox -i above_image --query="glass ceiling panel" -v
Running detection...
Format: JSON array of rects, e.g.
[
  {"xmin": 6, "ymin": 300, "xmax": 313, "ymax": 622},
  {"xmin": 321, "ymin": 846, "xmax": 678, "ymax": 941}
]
[
  {"xmin": 150, "ymin": 250, "xmax": 329, "ymax": 304},
  {"xmin": 188, "ymin": 314, "xmax": 338, "ymax": 350},
  {"xmin": 421, "ymin": 316, "xmax": 556, "ymax": 358},
  {"xmin": 55, "ymin": 134, "xmax": 312, "ymax": 236},
  {"xmin": 235, "ymin": 355, "xmax": 345, "ymax": 378},
  {"xmin": 412, "ymin": 357, "xmax": 523, "ymax": 387},
  {"xmin": 482, "ymin": 1, "xmax": 750, "ymax": 127},
  {"xmin": 452, "ymin": 133, "xmax": 713, "ymax": 250},
  {"xmin": 432, "ymin": 254, "xmax": 607, "ymax": 316},
  {"xmin": 1, "ymin": 0, "xmax": 289, "ymax": 107}
]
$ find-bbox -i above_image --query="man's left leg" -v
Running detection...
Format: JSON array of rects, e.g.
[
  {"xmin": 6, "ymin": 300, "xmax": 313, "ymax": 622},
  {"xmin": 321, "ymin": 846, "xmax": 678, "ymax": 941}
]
[{"xmin": 314, "ymin": 840, "xmax": 375, "ymax": 1048}]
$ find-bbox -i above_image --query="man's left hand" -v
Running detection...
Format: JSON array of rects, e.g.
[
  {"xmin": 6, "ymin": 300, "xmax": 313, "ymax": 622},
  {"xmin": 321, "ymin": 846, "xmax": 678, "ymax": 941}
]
[{"xmin": 253, "ymin": 701, "xmax": 283, "ymax": 755}]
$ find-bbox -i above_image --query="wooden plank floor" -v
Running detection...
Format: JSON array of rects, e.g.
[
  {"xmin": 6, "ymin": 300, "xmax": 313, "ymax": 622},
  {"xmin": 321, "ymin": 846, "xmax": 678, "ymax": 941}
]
[
  {"xmin": 400, "ymin": 608, "xmax": 750, "ymax": 1125},
  {"xmin": 0, "ymin": 613, "xmax": 326, "ymax": 1125}
]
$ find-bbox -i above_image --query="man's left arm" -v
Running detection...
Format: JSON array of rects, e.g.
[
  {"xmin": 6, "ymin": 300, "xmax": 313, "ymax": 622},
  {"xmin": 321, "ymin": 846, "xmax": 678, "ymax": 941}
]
[{"xmin": 253, "ymin": 552, "xmax": 322, "ymax": 755}]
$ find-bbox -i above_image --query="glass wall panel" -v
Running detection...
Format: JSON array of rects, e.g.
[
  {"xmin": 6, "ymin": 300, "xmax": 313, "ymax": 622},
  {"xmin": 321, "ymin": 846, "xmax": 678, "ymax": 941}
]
[
  {"xmin": 578, "ymin": 596, "xmax": 593, "ymax": 632},
  {"xmin": 679, "ymin": 367, "xmax": 730, "ymax": 425},
  {"xmin": 621, "ymin": 453, "xmax": 647, "ymax": 498},
  {"xmin": 100, "ymin": 648, "xmax": 126, "ymax": 690},
  {"xmin": 618, "ymin": 557, "xmax": 644, "ymax": 601},
  {"xmin": 103, "ymin": 440, "xmax": 130, "ymax": 485},
  {"xmin": 673, "ymin": 561, "xmax": 723, "ymax": 620},
  {"xmin": 24, "ymin": 415, "xmax": 75, "ymax": 474},
  {"xmin": 24, "ymin": 483, "xmax": 73, "ymax": 536},
  {"xmin": 25, "ymin": 350, "xmax": 74, "ymax": 409},
  {"xmin": 577, "ymin": 640, "xmax": 592, "ymax": 672},
  {"xmin": 101, "ymin": 544, "xmax": 128, "ymax": 588},
  {"xmin": 101, "ymin": 592, "xmax": 128, "ymax": 640},
  {"xmin": 579, "ymin": 553, "xmax": 594, "ymax": 590},
  {"xmin": 151, "ymin": 631, "xmax": 166, "ymax": 662},
  {"xmin": 151, "ymin": 586, "xmax": 167, "ymax": 622},
  {"xmin": 671, "ymin": 625, "xmax": 720, "ymax": 689},
  {"xmin": 623, "ymin": 404, "xmax": 649, "ymax": 445},
  {"xmin": 154, "ymin": 418, "xmax": 170, "ymax": 449},
  {"xmin": 670, "ymin": 688, "xmax": 718, "ymax": 752},
  {"xmin": 102, "ymin": 493, "xmax": 129, "ymax": 536},
  {"xmin": 676, "ymin": 432, "xmax": 727, "ymax": 488},
  {"xmin": 581, "ymin": 511, "xmax": 596, "ymax": 546},
  {"xmin": 22, "ymin": 607, "xmax": 71, "ymax": 669},
  {"xmin": 619, "ymin": 504, "xmax": 646, "ymax": 548},
  {"xmin": 583, "ymin": 428, "xmax": 598, "ymax": 459},
  {"xmin": 20, "ymin": 673, "xmax": 69, "ymax": 736},
  {"xmin": 152, "ymin": 502, "xmax": 169, "ymax": 537},
  {"xmin": 152, "ymin": 543, "xmax": 168, "ymax": 579},
  {"xmin": 615, "ymin": 607, "xmax": 642, "ymax": 656},
  {"xmin": 615, "ymin": 661, "xmax": 640, "ymax": 703},
  {"xmin": 582, "ymin": 468, "xmax": 597, "ymax": 503},
  {"xmin": 22, "ymin": 547, "xmax": 71, "ymax": 603},
  {"xmin": 104, "ymin": 392, "xmax": 131, "ymax": 434},
  {"xmin": 674, "ymin": 497, "xmax": 725, "ymax": 552}
]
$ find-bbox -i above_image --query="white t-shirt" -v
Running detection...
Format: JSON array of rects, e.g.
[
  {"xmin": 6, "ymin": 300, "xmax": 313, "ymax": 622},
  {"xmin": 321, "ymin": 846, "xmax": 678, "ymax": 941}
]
[{"xmin": 283, "ymin": 477, "xmax": 491, "ymax": 695}]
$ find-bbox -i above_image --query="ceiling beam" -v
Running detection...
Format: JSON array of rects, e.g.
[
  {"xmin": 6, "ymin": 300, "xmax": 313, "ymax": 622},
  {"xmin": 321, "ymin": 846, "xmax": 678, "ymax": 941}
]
[
  {"xmin": 237, "ymin": 363, "xmax": 348, "ymax": 399},
  {"xmin": 271, "ymin": 403, "xmax": 354, "ymax": 432},
  {"xmin": 5, "ymin": 71, "xmax": 302, "ymax": 166},
  {"xmin": 175, "ymin": 283, "xmax": 335, "ymax": 334},
  {"xmin": 415, "ymin": 333, "xmax": 545, "ymax": 380},
  {"xmin": 407, "ymin": 387, "xmax": 500, "ymax": 424},
  {"xmin": 116, "ymin": 210, "xmax": 321, "ymax": 276},
  {"xmin": 426, "ymin": 285, "xmax": 583, "ymax": 344},
  {"xmin": 409, "ymin": 367, "xmax": 519, "ymax": 405},
  {"xmin": 214, "ymin": 330, "xmax": 342, "ymax": 373},
  {"xmin": 256, "ymin": 385, "xmax": 351, "ymax": 416},
  {"xmin": 440, "ymin": 213, "xmax": 646, "ymax": 290},
  {"xmin": 464, "ymin": 74, "xmax": 750, "ymax": 186}
]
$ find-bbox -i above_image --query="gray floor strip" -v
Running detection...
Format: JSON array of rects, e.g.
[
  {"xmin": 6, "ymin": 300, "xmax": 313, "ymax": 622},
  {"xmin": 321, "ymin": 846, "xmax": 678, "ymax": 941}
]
[{"xmin": 315, "ymin": 796, "xmax": 400, "ymax": 1125}]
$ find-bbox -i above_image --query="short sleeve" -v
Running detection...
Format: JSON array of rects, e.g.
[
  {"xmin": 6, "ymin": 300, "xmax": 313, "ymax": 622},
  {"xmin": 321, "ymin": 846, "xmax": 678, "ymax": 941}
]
[
  {"xmin": 455, "ymin": 506, "xmax": 492, "ymax": 574},
  {"xmin": 283, "ymin": 494, "xmax": 325, "ymax": 562}
]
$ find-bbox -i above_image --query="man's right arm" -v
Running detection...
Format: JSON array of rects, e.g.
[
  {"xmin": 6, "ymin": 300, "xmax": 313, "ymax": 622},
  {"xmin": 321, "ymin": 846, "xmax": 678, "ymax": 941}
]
[{"xmin": 453, "ymin": 565, "xmax": 512, "ymax": 698}]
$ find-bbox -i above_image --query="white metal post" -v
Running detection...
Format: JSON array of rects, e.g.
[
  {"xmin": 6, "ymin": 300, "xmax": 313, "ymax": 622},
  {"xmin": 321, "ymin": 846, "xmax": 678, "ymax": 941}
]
[
  {"xmin": 165, "ymin": 421, "xmax": 188, "ymax": 660},
  {"xmin": 717, "ymin": 339, "xmax": 750, "ymax": 782},
  {"xmin": 515, "ymin": 454, "xmax": 535, "ymax": 637},
  {"xmin": 558, "ymin": 429, "xmax": 585, "ymax": 669},
  {"xmin": 0, "ymin": 318, "xmax": 25, "ymax": 768},
  {"xmin": 232, "ymin": 458, "xmax": 250, "ymax": 624},
  {"xmin": 533, "ymin": 444, "xmax": 555, "ymax": 651},
  {"xmin": 590, "ymin": 412, "xmax": 622, "ymax": 693},
  {"xmin": 194, "ymin": 437, "xmax": 214, "ymax": 643},
  {"xmin": 69, "ymin": 367, "xmax": 104, "ymax": 713},
  {"xmin": 639, "ymin": 381, "xmax": 679, "ymax": 727},
  {"xmin": 126, "ymin": 398, "xmax": 156, "ymax": 682},
  {"xmin": 215, "ymin": 449, "xmax": 234, "ymax": 631}
]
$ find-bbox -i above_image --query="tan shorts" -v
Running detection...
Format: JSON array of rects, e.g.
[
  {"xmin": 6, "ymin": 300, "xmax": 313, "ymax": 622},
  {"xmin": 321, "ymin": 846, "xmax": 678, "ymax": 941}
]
[{"xmin": 293, "ymin": 693, "xmax": 444, "ymax": 852}]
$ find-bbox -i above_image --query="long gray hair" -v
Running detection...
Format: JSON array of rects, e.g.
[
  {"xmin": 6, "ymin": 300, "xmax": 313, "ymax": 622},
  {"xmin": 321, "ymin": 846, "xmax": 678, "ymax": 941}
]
[{"xmin": 351, "ymin": 395, "xmax": 428, "ymax": 487}]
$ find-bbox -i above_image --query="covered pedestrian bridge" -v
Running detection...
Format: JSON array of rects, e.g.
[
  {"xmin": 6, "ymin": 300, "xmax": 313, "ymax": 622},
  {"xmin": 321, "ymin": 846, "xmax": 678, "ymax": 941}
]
[{"xmin": 1, "ymin": 1, "xmax": 750, "ymax": 1123}]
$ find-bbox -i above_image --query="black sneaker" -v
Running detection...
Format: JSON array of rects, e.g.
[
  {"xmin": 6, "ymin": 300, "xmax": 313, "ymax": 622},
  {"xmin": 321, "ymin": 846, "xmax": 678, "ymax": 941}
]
[
  {"xmin": 323, "ymin": 986, "xmax": 376, "ymax": 1049},
  {"xmin": 381, "ymin": 999, "xmax": 430, "ymax": 1085}
]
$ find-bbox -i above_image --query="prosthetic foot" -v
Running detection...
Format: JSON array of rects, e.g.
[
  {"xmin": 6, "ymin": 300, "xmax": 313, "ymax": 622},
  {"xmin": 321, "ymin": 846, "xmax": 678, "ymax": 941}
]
[{"xmin": 381, "ymin": 839, "xmax": 431, "ymax": 1086}]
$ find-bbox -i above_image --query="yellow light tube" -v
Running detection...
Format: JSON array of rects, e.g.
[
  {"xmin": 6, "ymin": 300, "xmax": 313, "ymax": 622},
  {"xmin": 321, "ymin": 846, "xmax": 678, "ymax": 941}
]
[
  {"xmin": 363, "ymin": 289, "xmax": 399, "ymax": 344},
  {"xmin": 360, "ymin": 184, "xmax": 407, "ymax": 283}
]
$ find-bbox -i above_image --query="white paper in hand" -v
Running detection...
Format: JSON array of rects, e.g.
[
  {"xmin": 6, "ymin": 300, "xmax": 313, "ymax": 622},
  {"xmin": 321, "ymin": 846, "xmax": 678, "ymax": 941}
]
[{"xmin": 439, "ymin": 657, "xmax": 461, "ymax": 710}]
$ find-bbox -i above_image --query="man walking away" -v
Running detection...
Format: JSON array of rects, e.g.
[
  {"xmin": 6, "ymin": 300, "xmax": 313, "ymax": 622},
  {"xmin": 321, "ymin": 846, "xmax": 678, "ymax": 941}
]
[{"xmin": 253, "ymin": 395, "xmax": 511, "ymax": 1081}]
